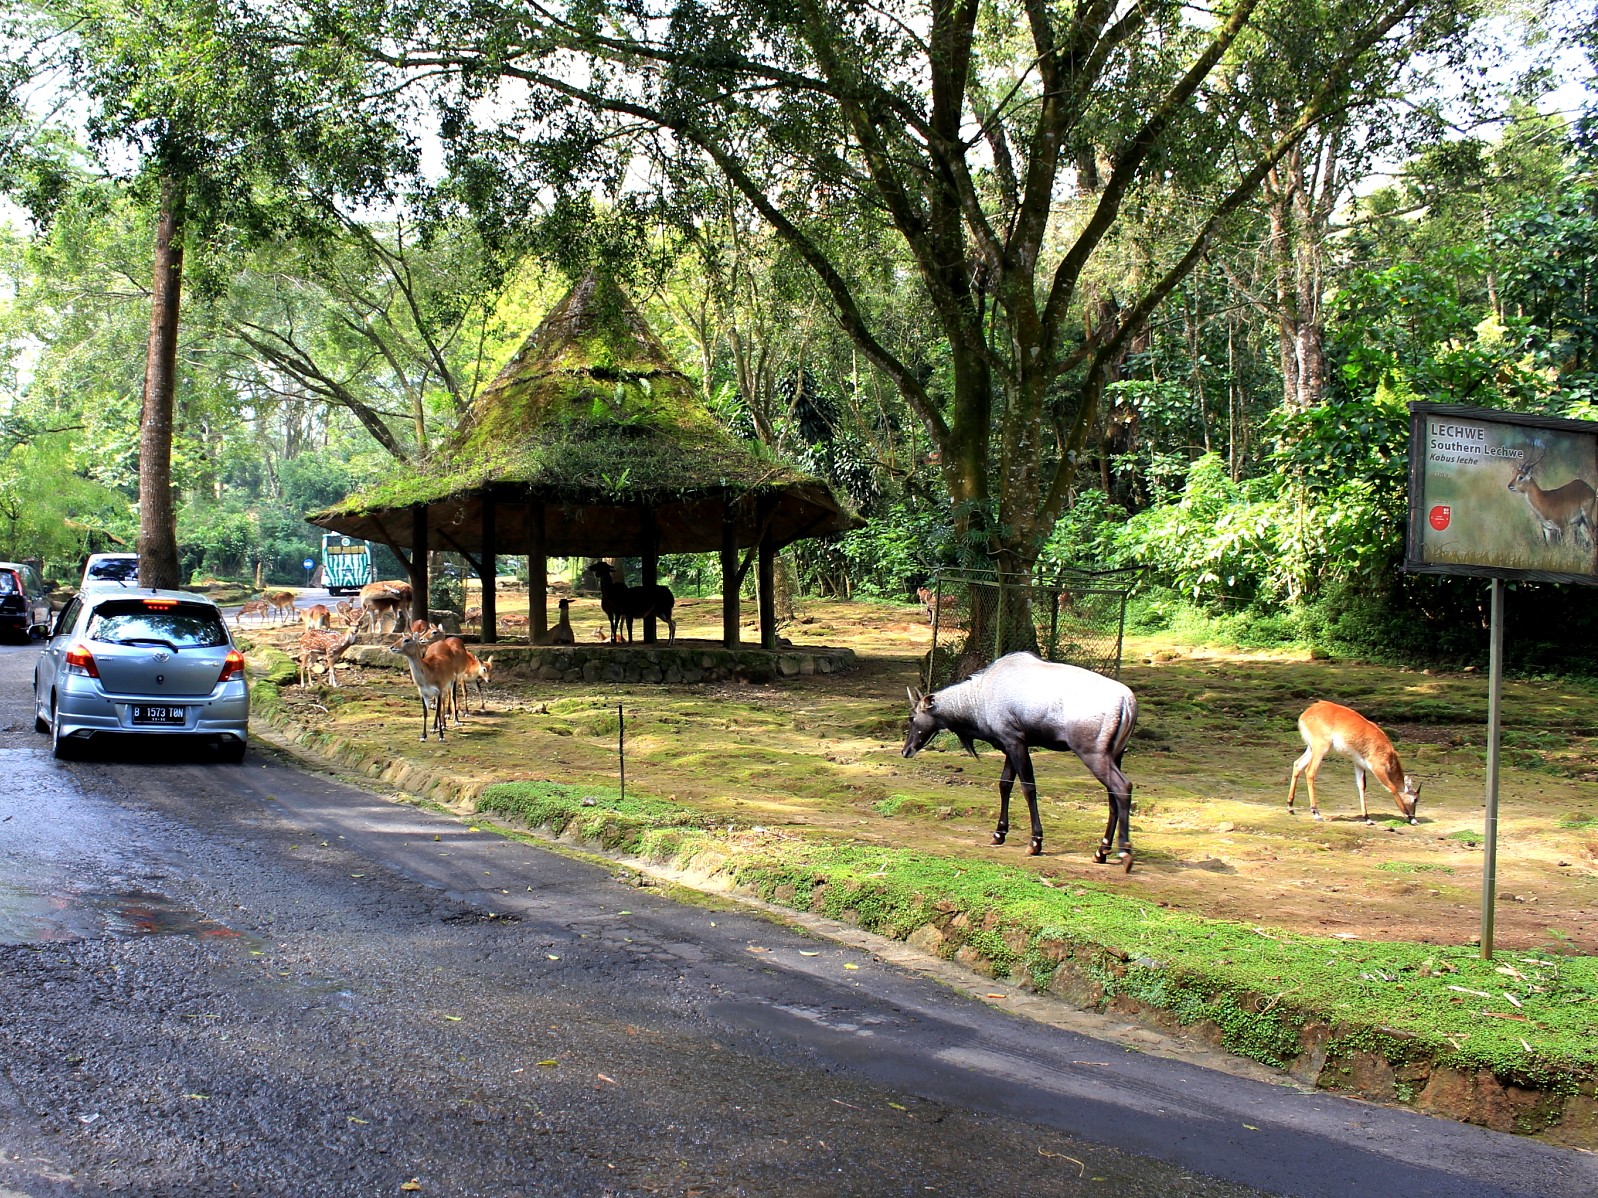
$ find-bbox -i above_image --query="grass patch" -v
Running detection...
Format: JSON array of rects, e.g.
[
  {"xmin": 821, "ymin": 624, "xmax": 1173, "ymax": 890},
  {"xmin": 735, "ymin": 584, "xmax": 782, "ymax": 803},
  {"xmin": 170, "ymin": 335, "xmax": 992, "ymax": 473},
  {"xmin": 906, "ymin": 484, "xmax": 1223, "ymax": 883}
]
[
  {"xmin": 1375, "ymin": 862, "xmax": 1456, "ymax": 875},
  {"xmin": 1448, "ymin": 829, "xmax": 1486, "ymax": 846}
]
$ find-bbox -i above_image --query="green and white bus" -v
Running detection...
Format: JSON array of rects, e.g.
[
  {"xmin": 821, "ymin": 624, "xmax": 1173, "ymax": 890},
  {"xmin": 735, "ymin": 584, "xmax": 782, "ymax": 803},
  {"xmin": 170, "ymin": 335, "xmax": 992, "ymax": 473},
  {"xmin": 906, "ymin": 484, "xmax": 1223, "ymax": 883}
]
[{"xmin": 321, "ymin": 534, "xmax": 373, "ymax": 595}]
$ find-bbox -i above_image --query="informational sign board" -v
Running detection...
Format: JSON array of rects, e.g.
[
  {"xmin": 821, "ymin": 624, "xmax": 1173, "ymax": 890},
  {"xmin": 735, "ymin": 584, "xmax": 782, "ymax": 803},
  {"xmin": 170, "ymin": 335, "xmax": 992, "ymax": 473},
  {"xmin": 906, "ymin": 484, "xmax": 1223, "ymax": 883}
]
[{"xmin": 1405, "ymin": 402, "xmax": 1598, "ymax": 587}]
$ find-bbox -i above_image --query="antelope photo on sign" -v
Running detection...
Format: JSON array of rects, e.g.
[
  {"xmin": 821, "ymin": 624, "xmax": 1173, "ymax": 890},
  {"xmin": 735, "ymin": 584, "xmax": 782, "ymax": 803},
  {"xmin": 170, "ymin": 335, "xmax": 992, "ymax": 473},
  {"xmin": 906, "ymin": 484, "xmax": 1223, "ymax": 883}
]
[{"xmin": 1408, "ymin": 405, "xmax": 1598, "ymax": 583}]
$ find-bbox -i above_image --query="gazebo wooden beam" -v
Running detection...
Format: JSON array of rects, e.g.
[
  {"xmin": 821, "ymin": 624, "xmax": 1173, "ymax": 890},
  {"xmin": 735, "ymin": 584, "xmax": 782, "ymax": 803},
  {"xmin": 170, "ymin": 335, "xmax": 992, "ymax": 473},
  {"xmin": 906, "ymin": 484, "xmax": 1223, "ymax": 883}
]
[
  {"xmin": 480, "ymin": 494, "xmax": 497, "ymax": 644},
  {"xmin": 720, "ymin": 500, "xmax": 739, "ymax": 648},
  {"xmin": 409, "ymin": 506, "xmax": 430, "ymax": 623},
  {"xmin": 528, "ymin": 497, "xmax": 547, "ymax": 643}
]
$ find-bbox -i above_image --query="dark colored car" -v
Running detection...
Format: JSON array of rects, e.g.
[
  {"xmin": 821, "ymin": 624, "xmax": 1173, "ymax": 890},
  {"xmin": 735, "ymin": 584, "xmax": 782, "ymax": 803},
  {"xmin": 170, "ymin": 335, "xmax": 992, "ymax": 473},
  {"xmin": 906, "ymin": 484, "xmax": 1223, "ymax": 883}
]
[
  {"xmin": 34, "ymin": 589, "xmax": 249, "ymax": 761},
  {"xmin": 0, "ymin": 561, "xmax": 51, "ymax": 641}
]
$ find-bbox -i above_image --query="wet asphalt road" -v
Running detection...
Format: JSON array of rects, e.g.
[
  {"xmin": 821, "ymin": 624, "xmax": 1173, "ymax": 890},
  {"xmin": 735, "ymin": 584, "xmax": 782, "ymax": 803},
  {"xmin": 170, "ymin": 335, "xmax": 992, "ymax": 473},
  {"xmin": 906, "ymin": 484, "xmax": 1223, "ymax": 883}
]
[{"xmin": 2, "ymin": 642, "xmax": 1596, "ymax": 1197}]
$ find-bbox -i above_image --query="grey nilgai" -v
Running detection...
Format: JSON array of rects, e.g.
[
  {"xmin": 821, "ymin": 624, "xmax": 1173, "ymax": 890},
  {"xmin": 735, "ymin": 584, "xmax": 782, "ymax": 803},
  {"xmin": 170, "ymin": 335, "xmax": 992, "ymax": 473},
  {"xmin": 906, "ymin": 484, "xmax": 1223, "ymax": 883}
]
[{"xmin": 902, "ymin": 652, "xmax": 1139, "ymax": 871}]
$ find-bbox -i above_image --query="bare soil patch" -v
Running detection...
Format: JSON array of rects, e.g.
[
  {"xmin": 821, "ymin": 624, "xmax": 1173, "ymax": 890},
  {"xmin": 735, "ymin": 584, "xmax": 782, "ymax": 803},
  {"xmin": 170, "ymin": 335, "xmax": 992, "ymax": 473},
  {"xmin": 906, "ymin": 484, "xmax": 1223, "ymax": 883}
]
[{"xmin": 257, "ymin": 595, "xmax": 1598, "ymax": 954}]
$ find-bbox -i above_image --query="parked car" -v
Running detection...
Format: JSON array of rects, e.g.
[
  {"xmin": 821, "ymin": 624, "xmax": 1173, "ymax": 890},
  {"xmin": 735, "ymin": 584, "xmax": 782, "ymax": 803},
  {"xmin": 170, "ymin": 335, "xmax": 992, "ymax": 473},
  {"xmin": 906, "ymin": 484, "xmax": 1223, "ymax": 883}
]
[
  {"xmin": 0, "ymin": 560, "xmax": 52, "ymax": 641},
  {"xmin": 79, "ymin": 552, "xmax": 141, "ymax": 592},
  {"xmin": 34, "ymin": 589, "xmax": 248, "ymax": 762}
]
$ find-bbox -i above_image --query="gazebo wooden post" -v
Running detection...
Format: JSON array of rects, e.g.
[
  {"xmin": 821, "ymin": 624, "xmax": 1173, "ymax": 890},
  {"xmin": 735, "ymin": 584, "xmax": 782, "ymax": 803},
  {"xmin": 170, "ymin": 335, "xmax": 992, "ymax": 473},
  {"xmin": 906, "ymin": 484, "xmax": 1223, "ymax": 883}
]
[
  {"xmin": 527, "ymin": 497, "xmax": 548, "ymax": 644},
  {"xmin": 720, "ymin": 498, "xmax": 740, "ymax": 648},
  {"xmin": 479, "ymin": 490, "xmax": 497, "ymax": 644},
  {"xmin": 641, "ymin": 505, "xmax": 659, "ymax": 644},
  {"xmin": 758, "ymin": 533, "xmax": 777, "ymax": 651},
  {"xmin": 409, "ymin": 505, "xmax": 430, "ymax": 624}
]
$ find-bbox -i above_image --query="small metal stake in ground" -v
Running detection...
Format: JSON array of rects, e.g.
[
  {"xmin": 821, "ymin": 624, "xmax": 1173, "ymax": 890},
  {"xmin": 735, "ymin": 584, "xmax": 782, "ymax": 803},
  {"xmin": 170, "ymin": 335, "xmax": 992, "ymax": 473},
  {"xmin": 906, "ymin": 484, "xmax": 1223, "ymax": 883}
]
[{"xmin": 618, "ymin": 703, "xmax": 626, "ymax": 804}]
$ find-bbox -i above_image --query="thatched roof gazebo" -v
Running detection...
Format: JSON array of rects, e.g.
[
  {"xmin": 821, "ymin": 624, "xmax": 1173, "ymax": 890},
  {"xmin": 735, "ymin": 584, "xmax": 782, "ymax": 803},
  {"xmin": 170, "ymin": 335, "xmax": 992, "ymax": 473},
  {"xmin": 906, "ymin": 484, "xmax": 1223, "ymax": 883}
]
[{"xmin": 308, "ymin": 271, "xmax": 861, "ymax": 648}]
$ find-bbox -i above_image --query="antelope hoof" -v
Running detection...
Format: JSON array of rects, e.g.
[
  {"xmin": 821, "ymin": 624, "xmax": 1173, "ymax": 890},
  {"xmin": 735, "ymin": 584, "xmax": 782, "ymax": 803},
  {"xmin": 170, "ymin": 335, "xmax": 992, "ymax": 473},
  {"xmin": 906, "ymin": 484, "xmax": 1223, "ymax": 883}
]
[
  {"xmin": 990, "ymin": 831, "xmax": 1007, "ymax": 846},
  {"xmin": 1027, "ymin": 837, "xmax": 1042, "ymax": 856},
  {"xmin": 1119, "ymin": 850, "xmax": 1134, "ymax": 874},
  {"xmin": 1312, "ymin": 812, "xmax": 1323, "ymax": 821},
  {"xmin": 1409, "ymin": 817, "xmax": 1419, "ymax": 826},
  {"xmin": 1092, "ymin": 847, "xmax": 1109, "ymax": 865}
]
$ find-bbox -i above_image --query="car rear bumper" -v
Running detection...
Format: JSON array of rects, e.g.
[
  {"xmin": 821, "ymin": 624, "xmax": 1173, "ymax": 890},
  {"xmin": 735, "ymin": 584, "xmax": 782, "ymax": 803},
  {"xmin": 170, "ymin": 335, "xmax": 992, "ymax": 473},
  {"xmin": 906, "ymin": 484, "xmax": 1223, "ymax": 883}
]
[{"xmin": 52, "ymin": 677, "xmax": 249, "ymax": 743}]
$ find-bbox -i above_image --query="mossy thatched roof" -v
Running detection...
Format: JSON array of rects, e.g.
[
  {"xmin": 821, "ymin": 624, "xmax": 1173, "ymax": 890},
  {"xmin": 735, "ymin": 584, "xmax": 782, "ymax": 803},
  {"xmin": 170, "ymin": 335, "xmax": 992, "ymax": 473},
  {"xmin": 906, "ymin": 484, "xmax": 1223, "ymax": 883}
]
[{"xmin": 308, "ymin": 271, "xmax": 860, "ymax": 556}]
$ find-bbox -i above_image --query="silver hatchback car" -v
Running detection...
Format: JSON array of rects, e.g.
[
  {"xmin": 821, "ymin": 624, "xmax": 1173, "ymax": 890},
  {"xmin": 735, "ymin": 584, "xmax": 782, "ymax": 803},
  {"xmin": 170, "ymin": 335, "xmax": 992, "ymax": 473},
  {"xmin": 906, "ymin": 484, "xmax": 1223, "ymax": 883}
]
[{"xmin": 34, "ymin": 589, "xmax": 249, "ymax": 761}]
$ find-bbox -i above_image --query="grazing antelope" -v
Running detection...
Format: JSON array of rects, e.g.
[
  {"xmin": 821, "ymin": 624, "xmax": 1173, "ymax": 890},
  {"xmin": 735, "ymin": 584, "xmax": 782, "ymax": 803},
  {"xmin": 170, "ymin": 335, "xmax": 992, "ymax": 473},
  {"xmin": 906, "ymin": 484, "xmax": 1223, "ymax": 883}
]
[
  {"xmin": 547, "ymin": 597, "xmax": 575, "ymax": 645},
  {"xmin": 235, "ymin": 599, "xmax": 269, "ymax": 628},
  {"xmin": 388, "ymin": 631, "xmax": 470, "ymax": 741},
  {"xmin": 297, "ymin": 624, "xmax": 360, "ymax": 688},
  {"xmin": 1508, "ymin": 450, "xmax": 1597, "ymax": 548},
  {"xmin": 263, "ymin": 590, "xmax": 297, "ymax": 625},
  {"xmin": 587, "ymin": 562, "xmax": 676, "ymax": 644},
  {"xmin": 301, "ymin": 604, "xmax": 331, "ymax": 631},
  {"xmin": 1287, "ymin": 701, "xmax": 1420, "ymax": 825},
  {"xmin": 902, "ymin": 652, "xmax": 1139, "ymax": 870}
]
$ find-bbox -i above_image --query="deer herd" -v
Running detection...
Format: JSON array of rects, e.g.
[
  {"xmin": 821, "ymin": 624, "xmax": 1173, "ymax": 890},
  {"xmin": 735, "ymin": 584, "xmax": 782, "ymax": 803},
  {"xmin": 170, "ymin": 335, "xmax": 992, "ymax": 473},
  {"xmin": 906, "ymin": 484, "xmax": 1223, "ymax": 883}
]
[{"xmin": 245, "ymin": 570, "xmax": 1428, "ymax": 872}]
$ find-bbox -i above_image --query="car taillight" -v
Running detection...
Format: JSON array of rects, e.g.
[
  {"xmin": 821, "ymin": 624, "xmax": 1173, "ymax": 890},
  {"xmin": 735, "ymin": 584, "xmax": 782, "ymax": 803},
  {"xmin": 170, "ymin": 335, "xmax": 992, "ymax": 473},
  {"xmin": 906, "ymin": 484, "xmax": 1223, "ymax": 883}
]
[
  {"xmin": 64, "ymin": 643, "xmax": 100, "ymax": 678},
  {"xmin": 217, "ymin": 649, "xmax": 246, "ymax": 683}
]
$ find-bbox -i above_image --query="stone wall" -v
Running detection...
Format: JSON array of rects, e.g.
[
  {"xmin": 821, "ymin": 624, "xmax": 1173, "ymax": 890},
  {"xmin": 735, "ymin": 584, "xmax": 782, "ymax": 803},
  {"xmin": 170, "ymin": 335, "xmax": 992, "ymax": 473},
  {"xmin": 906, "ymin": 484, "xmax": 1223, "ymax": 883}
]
[{"xmin": 343, "ymin": 641, "xmax": 854, "ymax": 685}]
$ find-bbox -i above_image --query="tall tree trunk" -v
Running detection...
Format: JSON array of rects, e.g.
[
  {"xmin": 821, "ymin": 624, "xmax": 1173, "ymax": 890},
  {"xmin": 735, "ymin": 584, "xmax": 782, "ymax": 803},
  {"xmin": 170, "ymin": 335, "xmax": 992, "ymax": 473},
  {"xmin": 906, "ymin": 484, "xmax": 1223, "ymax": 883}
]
[{"xmin": 138, "ymin": 172, "xmax": 186, "ymax": 590}]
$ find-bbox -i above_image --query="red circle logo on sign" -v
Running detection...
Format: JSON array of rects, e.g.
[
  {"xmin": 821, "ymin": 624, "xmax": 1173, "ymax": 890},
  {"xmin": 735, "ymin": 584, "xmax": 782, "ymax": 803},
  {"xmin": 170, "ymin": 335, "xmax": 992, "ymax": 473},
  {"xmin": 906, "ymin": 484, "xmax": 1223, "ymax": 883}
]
[{"xmin": 1429, "ymin": 505, "xmax": 1452, "ymax": 531}]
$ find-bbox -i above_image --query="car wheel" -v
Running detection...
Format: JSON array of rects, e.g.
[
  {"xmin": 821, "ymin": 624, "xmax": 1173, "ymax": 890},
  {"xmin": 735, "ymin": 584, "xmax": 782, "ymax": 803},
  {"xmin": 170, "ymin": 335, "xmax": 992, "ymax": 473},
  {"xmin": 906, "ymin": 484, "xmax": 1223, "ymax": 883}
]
[
  {"xmin": 34, "ymin": 706, "xmax": 47, "ymax": 734},
  {"xmin": 50, "ymin": 698, "xmax": 77, "ymax": 761},
  {"xmin": 218, "ymin": 737, "xmax": 247, "ymax": 764}
]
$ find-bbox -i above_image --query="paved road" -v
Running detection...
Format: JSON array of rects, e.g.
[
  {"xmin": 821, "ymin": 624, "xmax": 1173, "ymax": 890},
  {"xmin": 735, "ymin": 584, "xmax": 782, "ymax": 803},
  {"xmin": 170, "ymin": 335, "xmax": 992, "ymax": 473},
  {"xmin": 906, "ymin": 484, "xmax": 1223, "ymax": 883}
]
[{"xmin": 1, "ymin": 641, "xmax": 1594, "ymax": 1197}]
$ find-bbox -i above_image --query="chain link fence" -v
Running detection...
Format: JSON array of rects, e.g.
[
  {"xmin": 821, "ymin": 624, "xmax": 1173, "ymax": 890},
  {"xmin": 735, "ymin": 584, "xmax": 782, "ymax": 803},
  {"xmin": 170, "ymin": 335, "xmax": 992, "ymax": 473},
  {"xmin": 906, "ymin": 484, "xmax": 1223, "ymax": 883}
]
[{"xmin": 922, "ymin": 567, "xmax": 1141, "ymax": 690}]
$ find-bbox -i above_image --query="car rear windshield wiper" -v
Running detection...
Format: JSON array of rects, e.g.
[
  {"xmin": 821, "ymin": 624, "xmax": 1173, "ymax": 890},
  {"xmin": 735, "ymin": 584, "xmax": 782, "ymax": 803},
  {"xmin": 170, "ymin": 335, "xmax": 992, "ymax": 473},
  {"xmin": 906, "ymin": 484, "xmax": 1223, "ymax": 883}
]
[{"xmin": 112, "ymin": 637, "xmax": 182, "ymax": 651}]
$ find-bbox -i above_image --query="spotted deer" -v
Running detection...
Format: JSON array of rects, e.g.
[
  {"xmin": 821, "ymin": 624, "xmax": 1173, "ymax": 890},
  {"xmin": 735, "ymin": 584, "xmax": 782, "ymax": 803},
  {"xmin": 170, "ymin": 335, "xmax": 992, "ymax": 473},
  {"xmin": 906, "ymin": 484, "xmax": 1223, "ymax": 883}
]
[
  {"xmin": 300, "ymin": 603, "xmax": 331, "ymax": 631},
  {"xmin": 297, "ymin": 624, "xmax": 360, "ymax": 688}
]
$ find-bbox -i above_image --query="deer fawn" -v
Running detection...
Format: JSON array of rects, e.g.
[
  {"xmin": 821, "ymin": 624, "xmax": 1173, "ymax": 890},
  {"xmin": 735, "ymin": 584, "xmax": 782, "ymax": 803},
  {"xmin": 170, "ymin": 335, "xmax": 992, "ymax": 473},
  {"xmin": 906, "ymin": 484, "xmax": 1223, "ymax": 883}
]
[
  {"xmin": 235, "ymin": 599, "xmax": 269, "ymax": 628},
  {"xmin": 297, "ymin": 625, "xmax": 359, "ymax": 688},
  {"xmin": 1288, "ymin": 701, "xmax": 1420, "ymax": 825},
  {"xmin": 1508, "ymin": 450, "xmax": 1597, "ymax": 548},
  {"xmin": 388, "ymin": 631, "xmax": 469, "ymax": 741}
]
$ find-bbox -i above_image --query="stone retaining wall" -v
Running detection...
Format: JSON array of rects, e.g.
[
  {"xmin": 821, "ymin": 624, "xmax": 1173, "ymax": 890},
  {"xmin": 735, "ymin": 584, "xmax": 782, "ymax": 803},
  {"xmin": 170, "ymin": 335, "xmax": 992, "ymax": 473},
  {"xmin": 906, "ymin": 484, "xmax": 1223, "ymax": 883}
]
[{"xmin": 343, "ymin": 641, "xmax": 854, "ymax": 685}]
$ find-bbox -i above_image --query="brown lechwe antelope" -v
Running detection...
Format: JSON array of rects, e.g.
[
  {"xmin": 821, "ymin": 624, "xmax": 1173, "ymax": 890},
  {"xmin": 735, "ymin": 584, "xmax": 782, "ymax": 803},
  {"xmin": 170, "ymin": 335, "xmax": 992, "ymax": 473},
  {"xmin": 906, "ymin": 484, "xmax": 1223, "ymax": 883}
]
[
  {"xmin": 300, "ymin": 603, "xmax": 331, "ymax": 630},
  {"xmin": 388, "ymin": 630, "xmax": 470, "ymax": 741},
  {"xmin": 457, "ymin": 651, "xmax": 494, "ymax": 712},
  {"xmin": 1287, "ymin": 701, "xmax": 1420, "ymax": 825},
  {"xmin": 1508, "ymin": 450, "xmax": 1597, "ymax": 548},
  {"xmin": 297, "ymin": 624, "xmax": 360, "ymax": 688}
]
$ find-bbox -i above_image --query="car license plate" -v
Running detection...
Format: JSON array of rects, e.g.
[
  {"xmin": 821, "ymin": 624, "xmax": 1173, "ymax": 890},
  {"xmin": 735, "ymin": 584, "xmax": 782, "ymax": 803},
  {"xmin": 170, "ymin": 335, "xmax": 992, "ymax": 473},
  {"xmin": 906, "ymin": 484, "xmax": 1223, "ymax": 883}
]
[{"xmin": 130, "ymin": 705, "xmax": 186, "ymax": 726}]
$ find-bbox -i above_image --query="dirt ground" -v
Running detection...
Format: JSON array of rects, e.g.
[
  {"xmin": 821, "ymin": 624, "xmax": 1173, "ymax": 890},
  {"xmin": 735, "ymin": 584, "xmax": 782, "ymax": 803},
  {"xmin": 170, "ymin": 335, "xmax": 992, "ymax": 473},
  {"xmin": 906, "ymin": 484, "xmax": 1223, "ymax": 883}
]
[{"xmin": 258, "ymin": 592, "xmax": 1598, "ymax": 955}]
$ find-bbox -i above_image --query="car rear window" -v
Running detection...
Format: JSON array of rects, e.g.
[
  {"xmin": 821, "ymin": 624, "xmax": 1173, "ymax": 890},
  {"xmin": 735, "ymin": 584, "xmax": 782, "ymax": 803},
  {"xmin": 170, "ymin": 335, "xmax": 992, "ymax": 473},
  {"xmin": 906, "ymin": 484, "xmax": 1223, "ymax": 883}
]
[
  {"xmin": 86, "ymin": 557, "xmax": 140, "ymax": 583},
  {"xmin": 86, "ymin": 600, "xmax": 229, "ymax": 649},
  {"xmin": 0, "ymin": 571, "xmax": 16, "ymax": 595}
]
